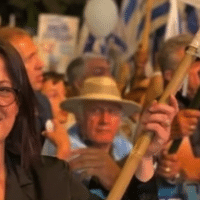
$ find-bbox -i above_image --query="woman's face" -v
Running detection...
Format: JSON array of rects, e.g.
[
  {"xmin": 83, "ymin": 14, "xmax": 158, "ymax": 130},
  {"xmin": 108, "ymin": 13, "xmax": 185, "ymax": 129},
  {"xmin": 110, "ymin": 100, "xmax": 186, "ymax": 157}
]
[{"xmin": 0, "ymin": 55, "xmax": 19, "ymax": 142}]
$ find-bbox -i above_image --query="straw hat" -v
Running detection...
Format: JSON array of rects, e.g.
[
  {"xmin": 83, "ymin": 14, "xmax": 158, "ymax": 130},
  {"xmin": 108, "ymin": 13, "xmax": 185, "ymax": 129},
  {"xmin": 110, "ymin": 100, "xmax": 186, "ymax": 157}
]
[{"xmin": 60, "ymin": 76, "xmax": 141, "ymax": 116}]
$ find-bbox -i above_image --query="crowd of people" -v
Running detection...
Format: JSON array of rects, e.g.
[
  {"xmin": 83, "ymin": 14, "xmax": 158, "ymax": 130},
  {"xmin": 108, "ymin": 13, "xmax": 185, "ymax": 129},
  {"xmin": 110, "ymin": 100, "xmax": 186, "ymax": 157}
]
[{"xmin": 0, "ymin": 24, "xmax": 200, "ymax": 200}]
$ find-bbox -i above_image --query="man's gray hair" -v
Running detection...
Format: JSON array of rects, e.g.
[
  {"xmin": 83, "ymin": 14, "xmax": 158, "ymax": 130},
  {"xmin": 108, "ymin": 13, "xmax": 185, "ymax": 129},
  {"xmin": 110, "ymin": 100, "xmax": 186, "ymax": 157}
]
[
  {"xmin": 83, "ymin": 52, "xmax": 114, "ymax": 72},
  {"xmin": 66, "ymin": 53, "xmax": 114, "ymax": 86},
  {"xmin": 157, "ymin": 34, "xmax": 193, "ymax": 73},
  {"xmin": 66, "ymin": 57, "xmax": 85, "ymax": 86}
]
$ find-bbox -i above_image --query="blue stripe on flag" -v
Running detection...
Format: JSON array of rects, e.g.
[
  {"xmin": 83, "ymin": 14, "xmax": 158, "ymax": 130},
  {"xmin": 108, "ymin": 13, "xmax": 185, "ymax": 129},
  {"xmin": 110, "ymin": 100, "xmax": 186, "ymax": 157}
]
[
  {"xmin": 152, "ymin": 25, "xmax": 166, "ymax": 64},
  {"xmin": 84, "ymin": 34, "xmax": 96, "ymax": 52},
  {"xmin": 137, "ymin": 1, "xmax": 170, "ymax": 39},
  {"xmin": 151, "ymin": 2, "xmax": 170, "ymax": 20},
  {"xmin": 123, "ymin": 0, "xmax": 138, "ymax": 24},
  {"xmin": 185, "ymin": 5, "xmax": 199, "ymax": 34},
  {"xmin": 101, "ymin": 44, "xmax": 107, "ymax": 55},
  {"xmin": 106, "ymin": 34, "xmax": 127, "ymax": 52},
  {"xmin": 83, "ymin": 33, "xmax": 127, "ymax": 55}
]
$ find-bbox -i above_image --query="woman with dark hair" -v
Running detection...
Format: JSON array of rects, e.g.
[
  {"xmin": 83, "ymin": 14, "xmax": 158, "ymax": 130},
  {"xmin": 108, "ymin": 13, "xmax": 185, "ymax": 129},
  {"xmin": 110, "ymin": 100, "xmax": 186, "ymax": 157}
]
[
  {"xmin": 0, "ymin": 38, "xmax": 100, "ymax": 200},
  {"xmin": 4, "ymin": 39, "xmax": 41, "ymax": 171}
]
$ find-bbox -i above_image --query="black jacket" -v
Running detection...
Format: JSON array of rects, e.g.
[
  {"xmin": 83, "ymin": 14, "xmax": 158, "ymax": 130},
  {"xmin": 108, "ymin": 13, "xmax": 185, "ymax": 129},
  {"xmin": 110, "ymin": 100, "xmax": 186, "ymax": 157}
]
[
  {"xmin": 5, "ymin": 152, "xmax": 100, "ymax": 200},
  {"xmin": 5, "ymin": 151, "xmax": 158, "ymax": 200}
]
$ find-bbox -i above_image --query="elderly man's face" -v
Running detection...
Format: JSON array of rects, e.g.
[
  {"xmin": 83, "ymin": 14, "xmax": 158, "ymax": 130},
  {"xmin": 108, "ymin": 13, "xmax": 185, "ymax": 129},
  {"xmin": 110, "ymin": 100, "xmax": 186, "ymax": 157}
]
[{"xmin": 81, "ymin": 101, "xmax": 122, "ymax": 146}]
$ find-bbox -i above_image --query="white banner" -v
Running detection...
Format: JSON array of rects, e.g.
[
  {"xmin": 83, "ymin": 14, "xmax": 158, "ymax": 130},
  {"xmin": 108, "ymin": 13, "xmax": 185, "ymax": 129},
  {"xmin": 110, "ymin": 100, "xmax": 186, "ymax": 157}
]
[{"xmin": 37, "ymin": 14, "xmax": 80, "ymax": 73}]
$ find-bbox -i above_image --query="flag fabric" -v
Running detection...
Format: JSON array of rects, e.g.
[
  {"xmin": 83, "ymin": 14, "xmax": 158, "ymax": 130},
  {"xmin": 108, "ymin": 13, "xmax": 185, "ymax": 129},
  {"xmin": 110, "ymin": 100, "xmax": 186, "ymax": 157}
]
[
  {"xmin": 77, "ymin": 0, "xmax": 171, "ymax": 62},
  {"xmin": 120, "ymin": 0, "xmax": 170, "ymax": 63},
  {"xmin": 76, "ymin": 0, "xmax": 199, "ymax": 62},
  {"xmin": 185, "ymin": 4, "xmax": 199, "ymax": 34},
  {"xmin": 76, "ymin": 20, "xmax": 128, "ymax": 57},
  {"xmin": 164, "ymin": 0, "xmax": 181, "ymax": 40},
  {"xmin": 180, "ymin": 0, "xmax": 200, "ymax": 9},
  {"xmin": 120, "ymin": 0, "xmax": 199, "ymax": 60},
  {"xmin": 119, "ymin": 0, "xmax": 143, "ymax": 59},
  {"xmin": 176, "ymin": 0, "xmax": 199, "ymax": 35}
]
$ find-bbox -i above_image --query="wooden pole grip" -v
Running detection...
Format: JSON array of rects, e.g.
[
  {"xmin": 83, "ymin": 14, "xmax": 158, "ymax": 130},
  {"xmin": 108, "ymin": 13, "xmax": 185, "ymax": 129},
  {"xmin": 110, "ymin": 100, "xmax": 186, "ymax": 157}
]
[
  {"xmin": 140, "ymin": 0, "xmax": 154, "ymax": 52},
  {"xmin": 107, "ymin": 131, "xmax": 154, "ymax": 200}
]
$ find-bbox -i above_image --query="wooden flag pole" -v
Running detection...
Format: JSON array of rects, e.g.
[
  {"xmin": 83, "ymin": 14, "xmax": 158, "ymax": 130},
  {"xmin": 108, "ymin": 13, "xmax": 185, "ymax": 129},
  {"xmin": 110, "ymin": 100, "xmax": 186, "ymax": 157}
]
[
  {"xmin": 130, "ymin": 0, "xmax": 154, "ymax": 90},
  {"xmin": 123, "ymin": 0, "xmax": 154, "ymax": 103}
]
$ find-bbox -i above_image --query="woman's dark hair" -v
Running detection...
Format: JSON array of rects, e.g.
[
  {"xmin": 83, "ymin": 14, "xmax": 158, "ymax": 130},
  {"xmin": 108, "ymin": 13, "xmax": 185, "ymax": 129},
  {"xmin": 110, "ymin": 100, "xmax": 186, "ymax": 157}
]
[{"xmin": 0, "ymin": 39, "xmax": 41, "ymax": 171}]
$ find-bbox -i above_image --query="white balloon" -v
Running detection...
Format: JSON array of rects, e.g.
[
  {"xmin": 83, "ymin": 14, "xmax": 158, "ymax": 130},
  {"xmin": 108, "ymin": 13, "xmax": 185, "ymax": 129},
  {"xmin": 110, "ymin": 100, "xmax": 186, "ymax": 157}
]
[{"xmin": 84, "ymin": 0, "xmax": 119, "ymax": 38}]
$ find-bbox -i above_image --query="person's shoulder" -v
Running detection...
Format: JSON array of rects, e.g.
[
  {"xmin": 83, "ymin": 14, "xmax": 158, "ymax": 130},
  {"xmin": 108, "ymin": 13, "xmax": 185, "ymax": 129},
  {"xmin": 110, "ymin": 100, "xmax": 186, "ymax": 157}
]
[
  {"xmin": 112, "ymin": 133, "xmax": 133, "ymax": 161},
  {"xmin": 68, "ymin": 125, "xmax": 87, "ymax": 149},
  {"xmin": 32, "ymin": 156, "xmax": 101, "ymax": 200},
  {"xmin": 114, "ymin": 133, "xmax": 133, "ymax": 148},
  {"xmin": 34, "ymin": 91, "xmax": 53, "ymax": 119},
  {"xmin": 34, "ymin": 91, "xmax": 50, "ymax": 106},
  {"xmin": 31, "ymin": 156, "xmax": 71, "ymax": 190},
  {"xmin": 30, "ymin": 156, "xmax": 70, "ymax": 179}
]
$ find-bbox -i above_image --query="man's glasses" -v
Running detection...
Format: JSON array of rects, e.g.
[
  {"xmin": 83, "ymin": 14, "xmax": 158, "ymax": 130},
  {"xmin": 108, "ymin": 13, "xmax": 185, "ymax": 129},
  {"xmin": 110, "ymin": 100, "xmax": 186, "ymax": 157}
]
[
  {"xmin": 0, "ymin": 87, "xmax": 19, "ymax": 107},
  {"xmin": 88, "ymin": 106, "xmax": 122, "ymax": 117}
]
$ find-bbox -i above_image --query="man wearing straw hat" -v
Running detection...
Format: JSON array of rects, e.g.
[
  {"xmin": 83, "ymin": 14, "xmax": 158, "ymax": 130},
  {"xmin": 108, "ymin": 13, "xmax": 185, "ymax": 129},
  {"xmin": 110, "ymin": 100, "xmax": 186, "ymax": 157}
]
[
  {"xmin": 63, "ymin": 52, "xmax": 120, "ymax": 131},
  {"xmin": 65, "ymin": 53, "xmax": 137, "ymax": 139},
  {"xmin": 42, "ymin": 75, "xmax": 178, "ymax": 198}
]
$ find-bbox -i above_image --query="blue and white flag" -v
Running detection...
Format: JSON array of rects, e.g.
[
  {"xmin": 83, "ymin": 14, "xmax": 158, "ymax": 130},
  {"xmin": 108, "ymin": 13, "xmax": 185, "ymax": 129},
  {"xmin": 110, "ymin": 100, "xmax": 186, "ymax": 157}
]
[
  {"xmin": 76, "ymin": 22, "xmax": 127, "ymax": 57},
  {"xmin": 119, "ymin": 0, "xmax": 143, "ymax": 59},
  {"xmin": 180, "ymin": 0, "xmax": 200, "ymax": 9},
  {"xmin": 184, "ymin": 3, "xmax": 199, "ymax": 34},
  {"xmin": 77, "ymin": 0, "xmax": 199, "ymax": 59},
  {"xmin": 75, "ymin": 23, "xmax": 105, "ymax": 56},
  {"xmin": 164, "ymin": 0, "xmax": 181, "ymax": 40},
  {"xmin": 120, "ymin": 0, "xmax": 170, "ymax": 63},
  {"xmin": 176, "ymin": 0, "xmax": 199, "ymax": 35}
]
